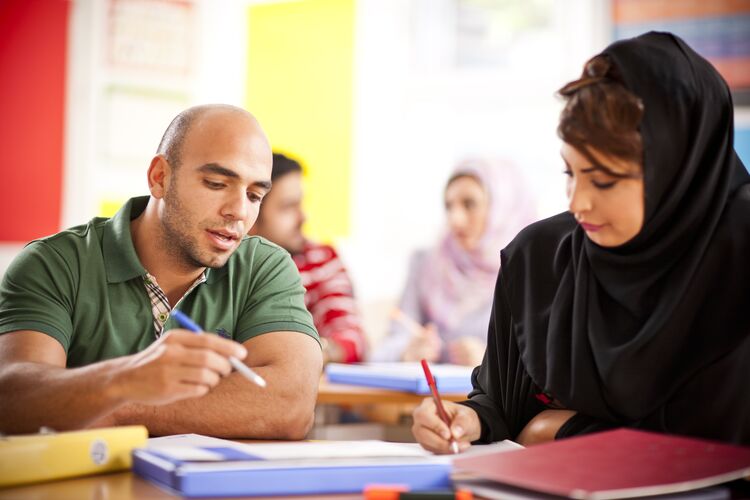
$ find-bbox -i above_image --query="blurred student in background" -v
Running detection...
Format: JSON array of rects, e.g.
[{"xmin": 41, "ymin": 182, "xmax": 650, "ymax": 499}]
[
  {"xmin": 250, "ymin": 153, "xmax": 366, "ymax": 364},
  {"xmin": 371, "ymin": 160, "xmax": 535, "ymax": 367}
]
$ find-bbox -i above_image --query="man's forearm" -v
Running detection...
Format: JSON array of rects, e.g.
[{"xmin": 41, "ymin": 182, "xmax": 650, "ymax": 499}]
[
  {"xmin": 108, "ymin": 365, "xmax": 319, "ymax": 439},
  {"xmin": 0, "ymin": 360, "xmax": 126, "ymax": 433}
]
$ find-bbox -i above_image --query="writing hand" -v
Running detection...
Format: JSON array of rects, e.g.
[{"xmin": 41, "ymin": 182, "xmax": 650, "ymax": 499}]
[
  {"xmin": 412, "ymin": 398, "xmax": 480, "ymax": 454},
  {"xmin": 108, "ymin": 329, "xmax": 247, "ymax": 405}
]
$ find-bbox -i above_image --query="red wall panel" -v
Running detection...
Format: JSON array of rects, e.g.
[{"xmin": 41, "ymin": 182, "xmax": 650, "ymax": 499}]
[{"xmin": 0, "ymin": 0, "xmax": 69, "ymax": 242}]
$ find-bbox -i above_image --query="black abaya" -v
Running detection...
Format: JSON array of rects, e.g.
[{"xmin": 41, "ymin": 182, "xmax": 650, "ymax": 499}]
[{"xmin": 461, "ymin": 32, "xmax": 750, "ymax": 445}]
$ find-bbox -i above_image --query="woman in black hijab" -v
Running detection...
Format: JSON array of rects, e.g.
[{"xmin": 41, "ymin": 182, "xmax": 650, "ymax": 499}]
[{"xmin": 412, "ymin": 32, "xmax": 750, "ymax": 452}]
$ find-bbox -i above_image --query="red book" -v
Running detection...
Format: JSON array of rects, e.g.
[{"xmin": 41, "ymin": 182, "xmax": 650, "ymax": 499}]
[{"xmin": 454, "ymin": 429, "xmax": 750, "ymax": 499}]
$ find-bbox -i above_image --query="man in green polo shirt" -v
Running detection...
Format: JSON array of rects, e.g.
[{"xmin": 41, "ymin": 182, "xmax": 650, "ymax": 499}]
[{"xmin": 0, "ymin": 104, "xmax": 323, "ymax": 438}]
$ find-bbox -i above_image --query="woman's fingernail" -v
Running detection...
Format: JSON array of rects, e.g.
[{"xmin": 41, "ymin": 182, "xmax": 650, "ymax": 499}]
[{"xmin": 453, "ymin": 426, "xmax": 464, "ymax": 438}]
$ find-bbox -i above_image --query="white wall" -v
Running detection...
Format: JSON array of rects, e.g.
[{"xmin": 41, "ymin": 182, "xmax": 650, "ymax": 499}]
[{"xmin": 340, "ymin": 0, "xmax": 611, "ymax": 310}]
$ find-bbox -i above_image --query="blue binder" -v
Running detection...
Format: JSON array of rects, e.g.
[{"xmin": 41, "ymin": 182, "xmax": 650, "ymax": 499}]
[
  {"xmin": 132, "ymin": 438, "xmax": 452, "ymax": 498},
  {"xmin": 325, "ymin": 362, "xmax": 474, "ymax": 394}
]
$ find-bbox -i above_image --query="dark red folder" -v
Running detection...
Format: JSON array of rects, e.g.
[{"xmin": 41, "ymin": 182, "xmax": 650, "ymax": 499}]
[{"xmin": 454, "ymin": 429, "xmax": 750, "ymax": 499}]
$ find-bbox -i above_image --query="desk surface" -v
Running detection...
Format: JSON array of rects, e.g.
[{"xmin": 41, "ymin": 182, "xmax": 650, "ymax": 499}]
[
  {"xmin": 0, "ymin": 471, "xmax": 363, "ymax": 500},
  {"xmin": 318, "ymin": 378, "xmax": 467, "ymax": 405},
  {"xmin": 0, "ymin": 382, "xmax": 469, "ymax": 499}
]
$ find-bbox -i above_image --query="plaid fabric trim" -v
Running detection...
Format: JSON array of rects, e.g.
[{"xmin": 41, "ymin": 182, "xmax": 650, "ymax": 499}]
[{"xmin": 142, "ymin": 272, "xmax": 206, "ymax": 337}]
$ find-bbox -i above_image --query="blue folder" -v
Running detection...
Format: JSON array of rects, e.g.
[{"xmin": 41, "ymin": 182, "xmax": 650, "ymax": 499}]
[
  {"xmin": 133, "ymin": 442, "xmax": 452, "ymax": 498},
  {"xmin": 325, "ymin": 362, "xmax": 474, "ymax": 395}
]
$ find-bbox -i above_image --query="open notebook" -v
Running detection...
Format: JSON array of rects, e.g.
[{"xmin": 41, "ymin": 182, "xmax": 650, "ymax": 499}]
[{"xmin": 133, "ymin": 434, "xmax": 452, "ymax": 497}]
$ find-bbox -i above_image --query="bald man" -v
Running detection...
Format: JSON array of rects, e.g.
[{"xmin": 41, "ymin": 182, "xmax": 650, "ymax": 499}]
[{"xmin": 0, "ymin": 105, "xmax": 322, "ymax": 438}]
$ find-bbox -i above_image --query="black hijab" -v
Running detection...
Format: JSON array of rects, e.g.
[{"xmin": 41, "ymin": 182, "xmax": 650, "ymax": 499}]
[{"xmin": 502, "ymin": 32, "xmax": 750, "ymax": 423}]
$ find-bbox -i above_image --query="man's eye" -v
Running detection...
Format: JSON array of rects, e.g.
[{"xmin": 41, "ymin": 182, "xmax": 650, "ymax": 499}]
[
  {"xmin": 248, "ymin": 193, "xmax": 263, "ymax": 203},
  {"xmin": 562, "ymin": 169, "xmax": 573, "ymax": 177},
  {"xmin": 205, "ymin": 180, "xmax": 225, "ymax": 189}
]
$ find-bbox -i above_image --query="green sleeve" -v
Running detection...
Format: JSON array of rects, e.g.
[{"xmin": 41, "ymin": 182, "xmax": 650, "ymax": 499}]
[
  {"xmin": 235, "ymin": 246, "xmax": 320, "ymax": 345},
  {"xmin": 0, "ymin": 241, "xmax": 77, "ymax": 351}
]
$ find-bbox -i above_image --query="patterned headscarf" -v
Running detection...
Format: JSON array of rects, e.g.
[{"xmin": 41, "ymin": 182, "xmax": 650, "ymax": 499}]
[{"xmin": 418, "ymin": 158, "xmax": 537, "ymax": 331}]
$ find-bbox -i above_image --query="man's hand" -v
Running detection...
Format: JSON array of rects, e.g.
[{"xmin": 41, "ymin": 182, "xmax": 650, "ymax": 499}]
[
  {"xmin": 517, "ymin": 409, "xmax": 577, "ymax": 446},
  {"xmin": 109, "ymin": 329, "xmax": 248, "ymax": 405},
  {"xmin": 412, "ymin": 398, "xmax": 481, "ymax": 454}
]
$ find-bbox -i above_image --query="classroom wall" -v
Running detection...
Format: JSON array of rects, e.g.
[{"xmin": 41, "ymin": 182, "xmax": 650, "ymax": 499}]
[
  {"xmin": 0, "ymin": 0, "xmax": 623, "ymax": 333},
  {"xmin": 1, "ymin": 0, "xmax": 747, "ymax": 343},
  {"xmin": 341, "ymin": 0, "xmax": 610, "ymax": 307},
  {"xmin": 246, "ymin": 0, "xmax": 356, "ymax": 244},
  {"xmin": 0, "ymin": 0, "xmax": 69, "ymax": 242}
]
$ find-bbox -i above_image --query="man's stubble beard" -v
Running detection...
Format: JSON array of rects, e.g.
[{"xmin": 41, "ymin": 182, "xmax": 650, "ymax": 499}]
[{"xmin": 161, "ymin": 181, "xmax": 225, "ymax": 270}]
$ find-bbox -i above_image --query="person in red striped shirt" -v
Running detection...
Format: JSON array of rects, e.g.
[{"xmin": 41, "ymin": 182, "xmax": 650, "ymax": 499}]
[{"xmin": 249, "ymin": 153, "xmax": 366, "ymax": 364}]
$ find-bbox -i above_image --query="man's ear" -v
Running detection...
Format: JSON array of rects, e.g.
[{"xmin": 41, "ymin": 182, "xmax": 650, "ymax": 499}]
[{"xmin": 147, "ymin": 155, "xmax": 171, "ymax": 198}]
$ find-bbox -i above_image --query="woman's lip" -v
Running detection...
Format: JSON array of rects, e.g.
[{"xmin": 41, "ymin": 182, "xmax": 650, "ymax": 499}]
[{"xmin": 580, "ymin": 222, "xmax": 604, "ymax": 232}]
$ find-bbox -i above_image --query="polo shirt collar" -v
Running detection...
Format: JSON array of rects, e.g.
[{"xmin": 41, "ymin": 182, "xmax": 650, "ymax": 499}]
[
  {"xmin": 205, "ymin": 260, "xmax": 228, "ymax": 284},
  {"xmin": 204, "ymin": 238, "xmax": 250, "ymax": 284},
  {"xmin": 102, "ymin": 196, "xmax": 233, "ymax": 285},
  {"xmin": 103, "ymin": 196, "xmax": 148, "ymax": 283}
]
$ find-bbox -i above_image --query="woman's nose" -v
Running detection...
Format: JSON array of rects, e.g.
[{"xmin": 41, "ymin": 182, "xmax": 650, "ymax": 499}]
[{"xmin": 568, "ymin": 179, "xmax": 592, "ymax": 216}]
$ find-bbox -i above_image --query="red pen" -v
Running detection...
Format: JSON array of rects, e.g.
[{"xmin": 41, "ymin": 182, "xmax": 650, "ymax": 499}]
[{"xmin": 420, "ymin": 359, "xmax": 460, "ymax": 454}]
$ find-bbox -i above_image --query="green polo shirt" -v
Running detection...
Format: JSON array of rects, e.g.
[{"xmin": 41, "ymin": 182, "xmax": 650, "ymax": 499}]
[{"xmin": 0, "ymin": 196, "xmax": 319, "ymax": 368}]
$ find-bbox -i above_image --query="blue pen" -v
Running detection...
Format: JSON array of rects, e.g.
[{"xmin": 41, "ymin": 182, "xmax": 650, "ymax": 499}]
[{"xmin": 170, "ymin": 309, "xmax": 267, "ymax": 388}]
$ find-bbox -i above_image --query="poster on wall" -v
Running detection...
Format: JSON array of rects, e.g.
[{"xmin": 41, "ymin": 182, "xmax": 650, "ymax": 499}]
[
  {"xmin": 97, "ymin": 84, "xmax": 189, "ymax": 216},
  {"xmin": 107, "ymin": 0, "xmax": 195, "ymax": 75},
  {"xmin": 612, "ymin": 0, "xmax": 750, "ymax": 98},
  {"xmin": 100, "ymin": 85, "xmax": 189, "ymax": 164}
]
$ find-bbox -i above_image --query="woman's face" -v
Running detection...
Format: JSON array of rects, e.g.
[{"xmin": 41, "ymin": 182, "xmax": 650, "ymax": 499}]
[
  {"xmin": 445, "ymin": 175, "xmax": 490, "ymax": 251},
  {"xmin": 562, "ymin": 142, "xmax": 644, "ymax": 247}
]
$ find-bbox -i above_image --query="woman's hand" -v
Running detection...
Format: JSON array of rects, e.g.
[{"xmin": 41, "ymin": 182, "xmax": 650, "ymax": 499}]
[
  {"xmin": 448, "ymin": 337, "xmax": 485, "ymax": 366},
  {"xmin": 412, "ymin": 398, "xmax": 481, "ymax": 454},
  {"xmin": 517, "ymin": 409, "xmax": 577, "ymax": 446},
  {"xmin": 402, "ymin": 323, "xmax": 443, "ymax": 362}
]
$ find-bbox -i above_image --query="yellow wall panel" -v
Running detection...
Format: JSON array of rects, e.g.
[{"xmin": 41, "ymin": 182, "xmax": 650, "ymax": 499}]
[{"xmin": 246, "ymin": 0, "xmax": 354, "ymax": 242}]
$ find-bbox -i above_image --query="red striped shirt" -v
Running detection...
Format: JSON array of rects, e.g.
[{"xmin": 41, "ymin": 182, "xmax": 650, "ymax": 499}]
[{"xmin": 292, "ymin": 241, "xmax": 365, "ymax": 363}]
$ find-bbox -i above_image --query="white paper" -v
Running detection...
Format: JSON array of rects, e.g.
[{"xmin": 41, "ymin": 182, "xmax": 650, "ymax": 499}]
[{"xmin": 147, "ymin": 434, "xmax": 433, "ymax": 460}]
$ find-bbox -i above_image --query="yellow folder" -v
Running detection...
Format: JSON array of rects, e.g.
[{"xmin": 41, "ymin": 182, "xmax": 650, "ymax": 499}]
[{"xmin": 0, "ymin": 425, "xmax": 148, "ymax": 487}]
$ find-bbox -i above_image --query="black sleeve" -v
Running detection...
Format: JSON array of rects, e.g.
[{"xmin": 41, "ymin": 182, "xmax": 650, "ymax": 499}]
[{"xmin": 458, "ymin": 272, "xmax": 547, "ymax": 443}]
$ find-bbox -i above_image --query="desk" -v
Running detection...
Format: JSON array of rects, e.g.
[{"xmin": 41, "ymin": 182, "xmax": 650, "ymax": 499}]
[
  {"xmin": 0, "ymin": 471, "xmax": 362, "ymax": 499},
  {"xmin": 314, "ymin": 378, "xmax": 468, "ymax": 439},
  {"xmin": 317, "ymin": 377, "xmax": 467, "ymax": 406},
  {"xmin": 0, "ymin": 384, "xmax": 469, "ymax": 498},
  {"xmin": 1, "ymin": 466, "xmax": 746, "ymax": 500}
]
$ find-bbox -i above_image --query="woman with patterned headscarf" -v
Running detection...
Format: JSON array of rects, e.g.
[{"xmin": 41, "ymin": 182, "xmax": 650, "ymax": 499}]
[{"xmin": 371, "ymin": 159, "xmax": 536, "ymax": 367}]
